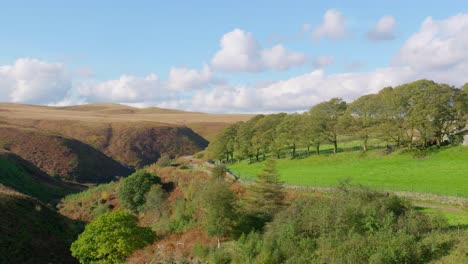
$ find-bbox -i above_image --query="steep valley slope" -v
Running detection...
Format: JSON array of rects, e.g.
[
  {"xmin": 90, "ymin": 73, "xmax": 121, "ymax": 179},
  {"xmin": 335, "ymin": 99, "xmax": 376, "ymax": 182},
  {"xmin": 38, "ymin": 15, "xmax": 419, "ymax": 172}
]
[
  {"xmin": 0, "ymin": 125, "xmax": 134, "ymax": 183},
  {"xmin": 0, "ymin": 185, "xmax": 82, "ymax": 264},
  {"xmin": 0, "ymin": 103, "xmax": 251, "ymax": 263},
  {"xmin": 0, "ymin": 103, "xmax": 252, "ymax": 172}
]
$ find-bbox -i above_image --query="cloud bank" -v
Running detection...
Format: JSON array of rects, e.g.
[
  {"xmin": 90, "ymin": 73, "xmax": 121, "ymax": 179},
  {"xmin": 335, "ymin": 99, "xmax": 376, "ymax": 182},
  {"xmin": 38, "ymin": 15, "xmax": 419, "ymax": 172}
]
[{"xmin": 1, "ymin": 13, "xmax": 468, "ymax": 113}]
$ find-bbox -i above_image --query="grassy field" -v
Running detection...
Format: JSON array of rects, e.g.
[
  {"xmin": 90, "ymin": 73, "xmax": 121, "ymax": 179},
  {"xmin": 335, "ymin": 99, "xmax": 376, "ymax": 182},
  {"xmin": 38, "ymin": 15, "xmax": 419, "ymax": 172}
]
[
  {"xmin": 229, "ymin": 146, "xmax": 468, "ymax": 197},
  {"xmin": 418, "ymin": 207, "xmax": 468, "ymax": 227}
]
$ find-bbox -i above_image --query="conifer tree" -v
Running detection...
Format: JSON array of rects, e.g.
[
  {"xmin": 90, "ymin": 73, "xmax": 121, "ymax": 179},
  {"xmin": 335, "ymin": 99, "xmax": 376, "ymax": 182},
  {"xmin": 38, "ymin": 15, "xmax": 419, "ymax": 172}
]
[{"xmin": 244, "ymin": 159, "xmax": 285, "ymax": 218}]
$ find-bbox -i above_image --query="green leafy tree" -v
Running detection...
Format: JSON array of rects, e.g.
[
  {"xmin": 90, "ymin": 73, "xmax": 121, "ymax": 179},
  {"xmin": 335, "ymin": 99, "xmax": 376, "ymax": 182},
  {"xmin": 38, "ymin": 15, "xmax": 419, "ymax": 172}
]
[
  {"xmin": 277, "ymin": 114, "xmax": 303, "ymax": 158},
  {"xmin": 250, "ymin": 113, "xmax": 286, "ymax": 160},
  {"xmin": 200, "ymin": 179, "xmax": 237, "ymax": 248},
  {"xmin": 302, "ymin": 112, "xmax": 326, "ymax": 155},
  {"xmin": 118, "ymin": 170, "xmax": 161, "ymax": 212},
  {"xmin": 309, "ymin": 98, "xmax": 347, "ymax": 153},
  {"xmin": 373, "ymin": 87, "xmax": 408, "ymax": 147},
  {"xmin": 71, "ymin": 210, "xmax": 155, "ymax": 264},
  {"xmin": 397, "ymin": 80, "xmax": 467, "ymax": 147},
  {"xmin": 344, "ymin": 94, "xmax": 380, "ymax": 151},
  {"xmin": 235, "ymin": 186, "xmax": 450, "ymax": 264},
  {"xmin": 243, "ymin": 159, "xmax": 285, "ymax": 219},
  {"xmin": 235, "ymin": 120, "xmax": 255, "ymax": 162},
  {"xmin": 207, "ymin": 122, "xmax": 240, "ymax": 162},
  {"xmin": 462, "ymin": 82, "xmax": 468, "ymax": 94}
]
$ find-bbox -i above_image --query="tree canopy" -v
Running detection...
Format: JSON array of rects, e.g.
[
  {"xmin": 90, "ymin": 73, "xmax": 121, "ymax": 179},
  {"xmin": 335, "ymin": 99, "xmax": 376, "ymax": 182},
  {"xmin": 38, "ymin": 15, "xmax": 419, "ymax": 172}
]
[
  {"xmin": 71, "ymin": 210, "xmax": 155, "ymax": 264},
  {"xmin": 117, "ymin": 170, "xmax": 162, "ymax": 212},
  {"xmin": 207, "ymin": 79, "xmax": 468, "ymax": 163},
  {"xmin": 200, "ymin": 178, "xmax": 237, "ymax": 248}
]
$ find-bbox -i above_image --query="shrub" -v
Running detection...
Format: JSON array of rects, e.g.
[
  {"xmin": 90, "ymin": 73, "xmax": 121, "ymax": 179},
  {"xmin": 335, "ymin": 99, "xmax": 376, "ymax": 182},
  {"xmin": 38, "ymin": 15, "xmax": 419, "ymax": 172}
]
[
  {"xmin": 118, "ymin": 170, "xmax": 161, "ymax": 212},
  {"xmin": 211, "ymin": 186, "xmax": 456, "ymax": 264},
  {"xmin": 200, "ymin": 179, "xmax": 237, "ymax": 247},
  {"xmin": 194, "ymin": 151, "xmax": 204, "ymax": 159},
  {"xmin": 179, "ymin": 164, "xmax": 190, "ymax": 170},
  {"xmin": 156, "ymin": 154, "xmax": 172, "ymax": 167},
  {"xmin": 100, "ymin": 191, "xmax": 110, "ymax": 201},
  {"xmin": 167, "ymin": 198, "xmax": 196, "ymax": 233},
  {"xmin": 143, "ymin": 184, "xmax": 167, "ymax": 215},
  {"xmin": 71, "ymin": 210, "xmax": 155, "ymax": 264},
  {"xmin": 93, "ymin": 203, "xmax": 111, "ymax": 217},
  {"xmin": 211, "ymin": 164, "xmax": 226, "ymax": 179},
  {"xmin": 259, "ymin": 187, "xmax": 451, "ymax": 263}
]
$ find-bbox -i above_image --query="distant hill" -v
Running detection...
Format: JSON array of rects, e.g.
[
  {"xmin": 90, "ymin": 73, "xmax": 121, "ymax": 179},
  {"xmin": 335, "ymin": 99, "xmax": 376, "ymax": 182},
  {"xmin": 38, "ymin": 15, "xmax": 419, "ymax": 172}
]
[
  {"xmin": 0, "ymin": 103, "xmax": 252, "ymax": 174},
  {"xmin": 0, "ymin": 103, "xmax": 253, "ymax": 141}
]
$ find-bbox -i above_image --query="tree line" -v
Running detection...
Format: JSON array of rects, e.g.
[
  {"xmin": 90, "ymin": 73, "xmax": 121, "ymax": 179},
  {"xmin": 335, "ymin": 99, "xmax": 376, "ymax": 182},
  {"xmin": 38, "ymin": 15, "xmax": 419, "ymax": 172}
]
[{"xmin": 207, "ymin": 79, "xmax": 468, "ymax": 162}]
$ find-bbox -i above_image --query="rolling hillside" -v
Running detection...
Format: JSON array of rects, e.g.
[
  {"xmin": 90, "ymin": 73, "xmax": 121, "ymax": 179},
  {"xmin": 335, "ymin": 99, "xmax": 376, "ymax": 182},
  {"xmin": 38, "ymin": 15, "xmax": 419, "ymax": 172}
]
[
  {"xmin": 0, "ymin": 150, "xmax": 84, "ymax": 202},
  {"xmin": 0, "ymin": 103, "xmax": 253, "ymax": 141},
  {"xmin": 0, "ymin": 103, "xmax": 252, "ymax": 171},
  {"xmin": 0, "ymin": 103, "xmax": 252, "ymax": 262},
  {"xmin": 0, "ymin": 185, "xmax": 83, "ymax": 264},
  {"xmin": 0, "ymin": 125, "xmax": 134, "ymax": 183}
]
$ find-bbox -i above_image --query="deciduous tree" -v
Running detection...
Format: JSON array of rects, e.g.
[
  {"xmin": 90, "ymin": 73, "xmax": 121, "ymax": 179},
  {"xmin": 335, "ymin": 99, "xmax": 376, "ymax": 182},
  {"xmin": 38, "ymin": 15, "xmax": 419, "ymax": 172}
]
[
  {"xmin": 118, "ymin": 170, "xmax": 161, "ymax": 212},
  {"xmin": 201, "ymin": 179, "xmax": 237, "ymax": 248},
  {"xmin": 71, "ymin": 210, "xmax": 155, "ymax": 264},
  {"xmin": 309, "ymin": 98, "xmax": 347, "ymax": 154}
]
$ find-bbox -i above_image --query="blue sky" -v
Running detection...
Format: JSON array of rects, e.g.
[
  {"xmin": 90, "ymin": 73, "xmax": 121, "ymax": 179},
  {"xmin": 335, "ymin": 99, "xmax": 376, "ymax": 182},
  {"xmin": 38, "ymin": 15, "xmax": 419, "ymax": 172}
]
[{"xmin": 1, "ymin": 1, "xmax": 467, "ymax": 112}]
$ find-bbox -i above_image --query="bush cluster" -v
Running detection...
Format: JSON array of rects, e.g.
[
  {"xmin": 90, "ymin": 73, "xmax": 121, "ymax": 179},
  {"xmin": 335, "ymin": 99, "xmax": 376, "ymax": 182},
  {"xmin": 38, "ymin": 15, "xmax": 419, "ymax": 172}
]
[
  {"xmin": 199, "ymin": 186, "xmax": 456, "ymax": 264},
  {"xmin": 117, "ymin": 170, "xmax": 161, "ymax": 212}
]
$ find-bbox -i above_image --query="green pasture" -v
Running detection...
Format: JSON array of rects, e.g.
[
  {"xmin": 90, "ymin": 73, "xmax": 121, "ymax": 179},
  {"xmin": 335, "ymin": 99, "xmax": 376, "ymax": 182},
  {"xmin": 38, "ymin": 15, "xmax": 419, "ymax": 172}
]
[
  {"xmin": 228, "ymin": 146, "xmax": 468, "ymax": 197},
  {"xmin": 418, "ymin": 207, "xmax": 468, "ymax": 227}
]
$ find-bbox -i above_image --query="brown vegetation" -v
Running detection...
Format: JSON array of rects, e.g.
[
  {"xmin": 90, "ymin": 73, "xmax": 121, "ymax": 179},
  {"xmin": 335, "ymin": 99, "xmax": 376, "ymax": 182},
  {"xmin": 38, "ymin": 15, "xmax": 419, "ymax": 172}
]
[
  {"xmin": 0, "ymin": 150, "xmax": 85, "ymax": 202},
  {"xmin": 0, "ymin": 125, "xmax": 134, "ymax": 183},
  {"xmin": 0, "ymin": 103, "xmax": 253, "ymax": 140},
  {"xmin": 0, "ymin": 103, "xmax": 252, "ymax": 174},
  {"xmin": 0, "ymin": 184, "xmax": 82, "ymax": 264}
]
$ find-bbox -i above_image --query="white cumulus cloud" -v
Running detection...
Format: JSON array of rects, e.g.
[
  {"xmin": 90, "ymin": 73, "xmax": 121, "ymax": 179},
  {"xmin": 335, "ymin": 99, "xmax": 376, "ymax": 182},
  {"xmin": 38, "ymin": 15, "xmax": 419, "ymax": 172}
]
[
  {"xmin": 170, "ymin": 67, "xmax": 417, "ymax": 113},
  {"xmin": 167, "ymin": 65, "xmax": 213, "ymax": 91},
  {"xmin": 211, "ymin": 29, "xmax": 306, "ymax": 72},
  {"xmin": 261, "ymin": 45, "xmax": 307, "ymax": 71},
  {"xmin": 3, "ymin": 13, "xmax": 468, "ymax": 113},
  {"xmin": 368, "ymin": 16, "xmax": 396, "ymax": 41},
  {"xmin": 77, "ymin": 73, "xmax": 162, "ymax": 102},
  {"xmin": 393, "ymin": 13, "xmax": 468, "ymax": 71},
  {"xmin": 313, "ymin": 9, "xmax": 348, "ymax": 40},
  {"xmin": 0, "ymin": 58, "xmax": 71, "ymax": 104}
]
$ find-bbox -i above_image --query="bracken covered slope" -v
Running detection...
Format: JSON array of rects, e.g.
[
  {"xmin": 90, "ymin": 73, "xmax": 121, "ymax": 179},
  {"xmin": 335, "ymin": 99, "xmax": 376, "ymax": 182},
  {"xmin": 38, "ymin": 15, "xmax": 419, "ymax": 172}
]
[
  {"xmin": 24, "ymin": 120, "xmax": 209, "ymax": 168},
  {"xmin": 0, "ymin": 185, "xmax": 82, "ymax": 264},
  {"xmin": 0, "ymin": 103, "xmax": 252, "ymax": 176},
  {"xmin": 0, "ymin": 125, "xmax": 134, "ymax": 183},
  {"xmin": 0, "ymin": 150, "xmax": 84, "ymax": 202}
]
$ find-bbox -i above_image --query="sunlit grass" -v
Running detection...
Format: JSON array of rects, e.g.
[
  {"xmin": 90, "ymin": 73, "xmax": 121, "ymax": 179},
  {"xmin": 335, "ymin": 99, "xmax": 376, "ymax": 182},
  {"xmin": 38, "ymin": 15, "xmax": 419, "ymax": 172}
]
[{"xmin": 229, "ymin": 146, "xmax": 468, "ymax": 197}]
